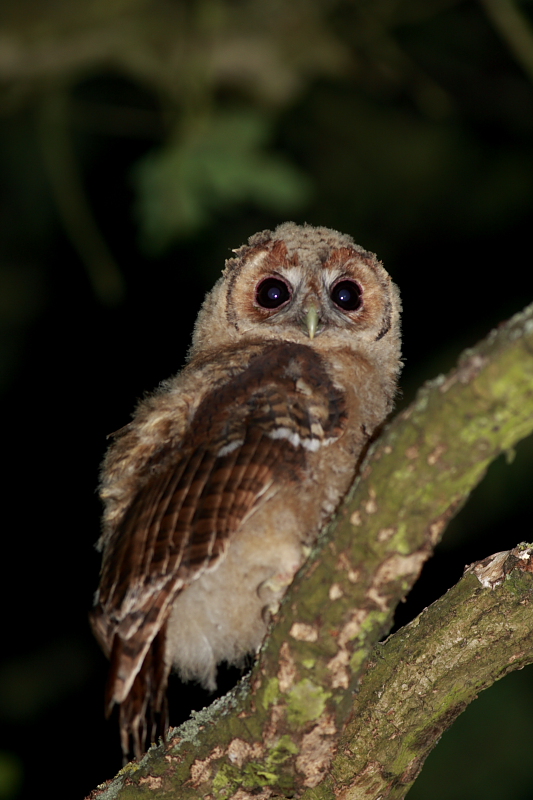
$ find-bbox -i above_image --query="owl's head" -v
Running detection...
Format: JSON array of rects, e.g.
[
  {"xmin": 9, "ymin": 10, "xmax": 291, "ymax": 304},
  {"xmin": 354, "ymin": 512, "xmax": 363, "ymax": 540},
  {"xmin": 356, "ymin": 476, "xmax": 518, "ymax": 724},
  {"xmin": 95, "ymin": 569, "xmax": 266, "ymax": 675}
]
[{"xmin": 190, "ymin": 222, "xmax": 401, "ymax": 370}]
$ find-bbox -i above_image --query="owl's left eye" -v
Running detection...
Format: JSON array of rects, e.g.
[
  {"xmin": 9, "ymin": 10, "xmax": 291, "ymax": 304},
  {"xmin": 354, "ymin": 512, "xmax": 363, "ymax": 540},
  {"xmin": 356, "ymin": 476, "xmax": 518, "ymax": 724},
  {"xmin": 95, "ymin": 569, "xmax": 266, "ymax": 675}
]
[
  {"xmin": 255, "ymin": 277, "xmax": 291, "ymax": 309},
  {"xmin": 330, "ymin": 280, "xmax": 362, "ymax": 312}
]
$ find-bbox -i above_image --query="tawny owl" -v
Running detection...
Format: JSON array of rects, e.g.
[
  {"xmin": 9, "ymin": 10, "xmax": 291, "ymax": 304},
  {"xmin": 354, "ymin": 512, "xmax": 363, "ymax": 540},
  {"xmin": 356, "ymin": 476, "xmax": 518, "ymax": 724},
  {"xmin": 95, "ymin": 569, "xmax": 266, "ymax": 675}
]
[{"xmin": 90, "ymin": 222, "xmax": 402, "ymax": 759}]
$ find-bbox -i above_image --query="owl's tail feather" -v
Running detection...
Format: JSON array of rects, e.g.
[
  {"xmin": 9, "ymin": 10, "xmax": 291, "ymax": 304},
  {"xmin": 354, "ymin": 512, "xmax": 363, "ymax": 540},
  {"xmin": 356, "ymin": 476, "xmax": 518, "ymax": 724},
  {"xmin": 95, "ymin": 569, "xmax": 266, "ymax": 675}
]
[{"xmin": 107, "ymin": 627, "xmax": 170, "ymax": 762}]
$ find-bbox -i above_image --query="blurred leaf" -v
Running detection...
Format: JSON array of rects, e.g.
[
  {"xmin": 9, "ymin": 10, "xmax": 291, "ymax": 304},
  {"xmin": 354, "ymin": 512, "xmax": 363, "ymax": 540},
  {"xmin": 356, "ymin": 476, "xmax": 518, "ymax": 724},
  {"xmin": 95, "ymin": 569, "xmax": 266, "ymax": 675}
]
[
  {"xmin": 133, "ymin": 109, "xmax": 312, "ymax": 251},
  {"xmin": 0, "ymin": 640, "xmax": 94, "ymax": 722},
  {"xmin": 0, "ymin": 752, "xmax": 22, "ymax": 800}
]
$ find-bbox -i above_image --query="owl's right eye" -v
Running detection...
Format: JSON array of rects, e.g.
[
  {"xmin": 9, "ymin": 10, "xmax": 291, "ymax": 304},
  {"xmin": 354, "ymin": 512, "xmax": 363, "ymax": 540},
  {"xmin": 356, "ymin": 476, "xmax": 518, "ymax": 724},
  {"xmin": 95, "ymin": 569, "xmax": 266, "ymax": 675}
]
[{"xmin": 255, "ymin": 277, "xmax": 292, "ymax": 309}]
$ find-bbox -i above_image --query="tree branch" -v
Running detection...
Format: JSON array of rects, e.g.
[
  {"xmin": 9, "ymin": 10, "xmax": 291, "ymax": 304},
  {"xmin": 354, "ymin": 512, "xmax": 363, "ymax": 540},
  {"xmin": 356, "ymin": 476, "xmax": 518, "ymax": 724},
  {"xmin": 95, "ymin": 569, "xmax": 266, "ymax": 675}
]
[
  {"xmin": 331, "ymin": 544, "xmax": 533, "ymax": 800},
  {"xmin": 88, "ymin": 303, "xmax": 533, "ymax": 799}
]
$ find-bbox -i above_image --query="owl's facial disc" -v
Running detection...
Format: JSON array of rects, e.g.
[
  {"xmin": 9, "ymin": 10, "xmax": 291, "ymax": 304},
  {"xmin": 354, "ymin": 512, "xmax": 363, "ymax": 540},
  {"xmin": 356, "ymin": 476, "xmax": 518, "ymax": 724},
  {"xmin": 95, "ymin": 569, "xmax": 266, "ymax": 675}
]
[
  {"xmin": 222, "ymin": 235, "xmax": 395, "ymax": 346},
  {"xmin": 251, "ymin": 266, "xmax": 365, "ymax": 340}
]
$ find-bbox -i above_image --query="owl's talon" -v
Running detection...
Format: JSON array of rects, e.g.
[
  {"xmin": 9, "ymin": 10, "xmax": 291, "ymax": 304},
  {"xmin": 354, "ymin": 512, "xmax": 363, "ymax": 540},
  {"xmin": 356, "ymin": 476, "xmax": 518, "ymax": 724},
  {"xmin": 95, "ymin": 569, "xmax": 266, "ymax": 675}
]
[
  {"xmin": 261, "ymin": 602, "xmax": 281, "ymax": 626},
  {"xmin": 257, "ymin": 573, "xmax": 296, "ymax": 602}
]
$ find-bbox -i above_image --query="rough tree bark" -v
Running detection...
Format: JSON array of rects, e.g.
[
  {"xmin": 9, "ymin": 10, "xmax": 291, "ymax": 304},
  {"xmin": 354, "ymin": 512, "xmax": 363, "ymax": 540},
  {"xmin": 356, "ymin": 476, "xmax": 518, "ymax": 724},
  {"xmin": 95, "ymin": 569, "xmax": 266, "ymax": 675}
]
[{"xmin": 87, "ymin": 303, "xmax": 533, "ymax": 799}]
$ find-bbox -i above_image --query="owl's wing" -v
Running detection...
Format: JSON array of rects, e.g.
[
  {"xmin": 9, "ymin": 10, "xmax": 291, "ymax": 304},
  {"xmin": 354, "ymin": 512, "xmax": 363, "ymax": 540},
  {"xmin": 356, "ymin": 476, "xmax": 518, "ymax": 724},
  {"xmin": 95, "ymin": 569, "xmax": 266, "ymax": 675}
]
[{"xmin": 90, "ymin": 343, "xmax": 346, "ymax": 757}]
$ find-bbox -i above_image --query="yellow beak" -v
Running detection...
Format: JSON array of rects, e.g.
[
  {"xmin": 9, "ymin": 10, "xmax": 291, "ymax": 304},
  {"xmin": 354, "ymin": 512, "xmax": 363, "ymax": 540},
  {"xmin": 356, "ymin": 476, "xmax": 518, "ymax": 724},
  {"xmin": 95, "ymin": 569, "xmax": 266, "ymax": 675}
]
[{"xmin": 306, "ymin": 304, "xmax": 320, "ymax": 340}]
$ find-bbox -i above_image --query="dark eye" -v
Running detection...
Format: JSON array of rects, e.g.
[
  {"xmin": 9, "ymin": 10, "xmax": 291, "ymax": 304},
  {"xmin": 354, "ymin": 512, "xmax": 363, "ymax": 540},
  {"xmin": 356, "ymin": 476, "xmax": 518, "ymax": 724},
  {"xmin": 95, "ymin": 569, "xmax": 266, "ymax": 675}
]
[
  {"xmin": 255, "ymin": 277, "xmax": 291, "ymax": 309},
  {"xmin": 330, "ymin": 280, "xmax": 362, "ymax": 311}
]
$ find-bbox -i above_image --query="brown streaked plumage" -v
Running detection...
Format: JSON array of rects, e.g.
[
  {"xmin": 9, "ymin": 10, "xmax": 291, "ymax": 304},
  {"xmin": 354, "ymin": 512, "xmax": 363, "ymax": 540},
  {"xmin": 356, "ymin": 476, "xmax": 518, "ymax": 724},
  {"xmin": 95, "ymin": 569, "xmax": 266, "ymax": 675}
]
[{"xmin": 91, "ymin": 222, "xmax": 402, "ymax": 759}]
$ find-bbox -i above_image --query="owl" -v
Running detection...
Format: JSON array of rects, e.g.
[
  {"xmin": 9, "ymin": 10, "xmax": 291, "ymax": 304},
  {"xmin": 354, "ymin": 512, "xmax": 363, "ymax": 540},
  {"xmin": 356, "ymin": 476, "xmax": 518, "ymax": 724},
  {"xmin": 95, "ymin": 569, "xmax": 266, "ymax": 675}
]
[{"xmin": 90, "ymin": 222, "xmax": 402, "ymax": 759}]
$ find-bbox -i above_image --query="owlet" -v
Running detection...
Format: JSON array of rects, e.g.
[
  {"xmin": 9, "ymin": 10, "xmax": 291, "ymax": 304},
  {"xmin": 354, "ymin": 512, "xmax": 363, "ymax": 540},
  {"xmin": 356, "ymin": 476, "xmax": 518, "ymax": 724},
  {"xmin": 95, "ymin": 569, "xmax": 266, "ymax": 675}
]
[{"xmin": 90, "ymin": 222, "xmax": 402, "ymax": 758}]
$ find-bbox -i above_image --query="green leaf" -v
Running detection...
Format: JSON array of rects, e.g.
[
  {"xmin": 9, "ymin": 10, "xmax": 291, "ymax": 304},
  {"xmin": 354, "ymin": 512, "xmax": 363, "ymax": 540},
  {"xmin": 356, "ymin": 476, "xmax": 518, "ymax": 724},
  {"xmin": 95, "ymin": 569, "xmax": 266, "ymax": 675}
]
[{"xmin": 133, "ymin": 109, "xmax": 312, "ymax": 251}]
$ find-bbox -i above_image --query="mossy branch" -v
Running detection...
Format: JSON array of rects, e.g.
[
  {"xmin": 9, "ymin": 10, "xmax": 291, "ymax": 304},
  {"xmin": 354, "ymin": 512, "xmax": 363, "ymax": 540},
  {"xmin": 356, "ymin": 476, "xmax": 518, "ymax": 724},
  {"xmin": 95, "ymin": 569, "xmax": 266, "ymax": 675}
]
[
  {"xmin": 88, "ymin": 302, "xmax": 533, "ymax": 799},
  {"xmin": 331, "ymin": 544, "xmax": 533, "ymax": 800}
]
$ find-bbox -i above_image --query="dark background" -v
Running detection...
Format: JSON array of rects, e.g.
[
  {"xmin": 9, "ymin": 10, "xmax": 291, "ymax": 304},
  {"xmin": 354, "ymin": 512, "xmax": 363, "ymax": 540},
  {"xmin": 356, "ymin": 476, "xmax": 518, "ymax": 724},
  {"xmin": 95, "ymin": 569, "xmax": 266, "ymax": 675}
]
[{"xmin": 1, "ymin": 1, "xmax": 533, "ymax": 797}]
